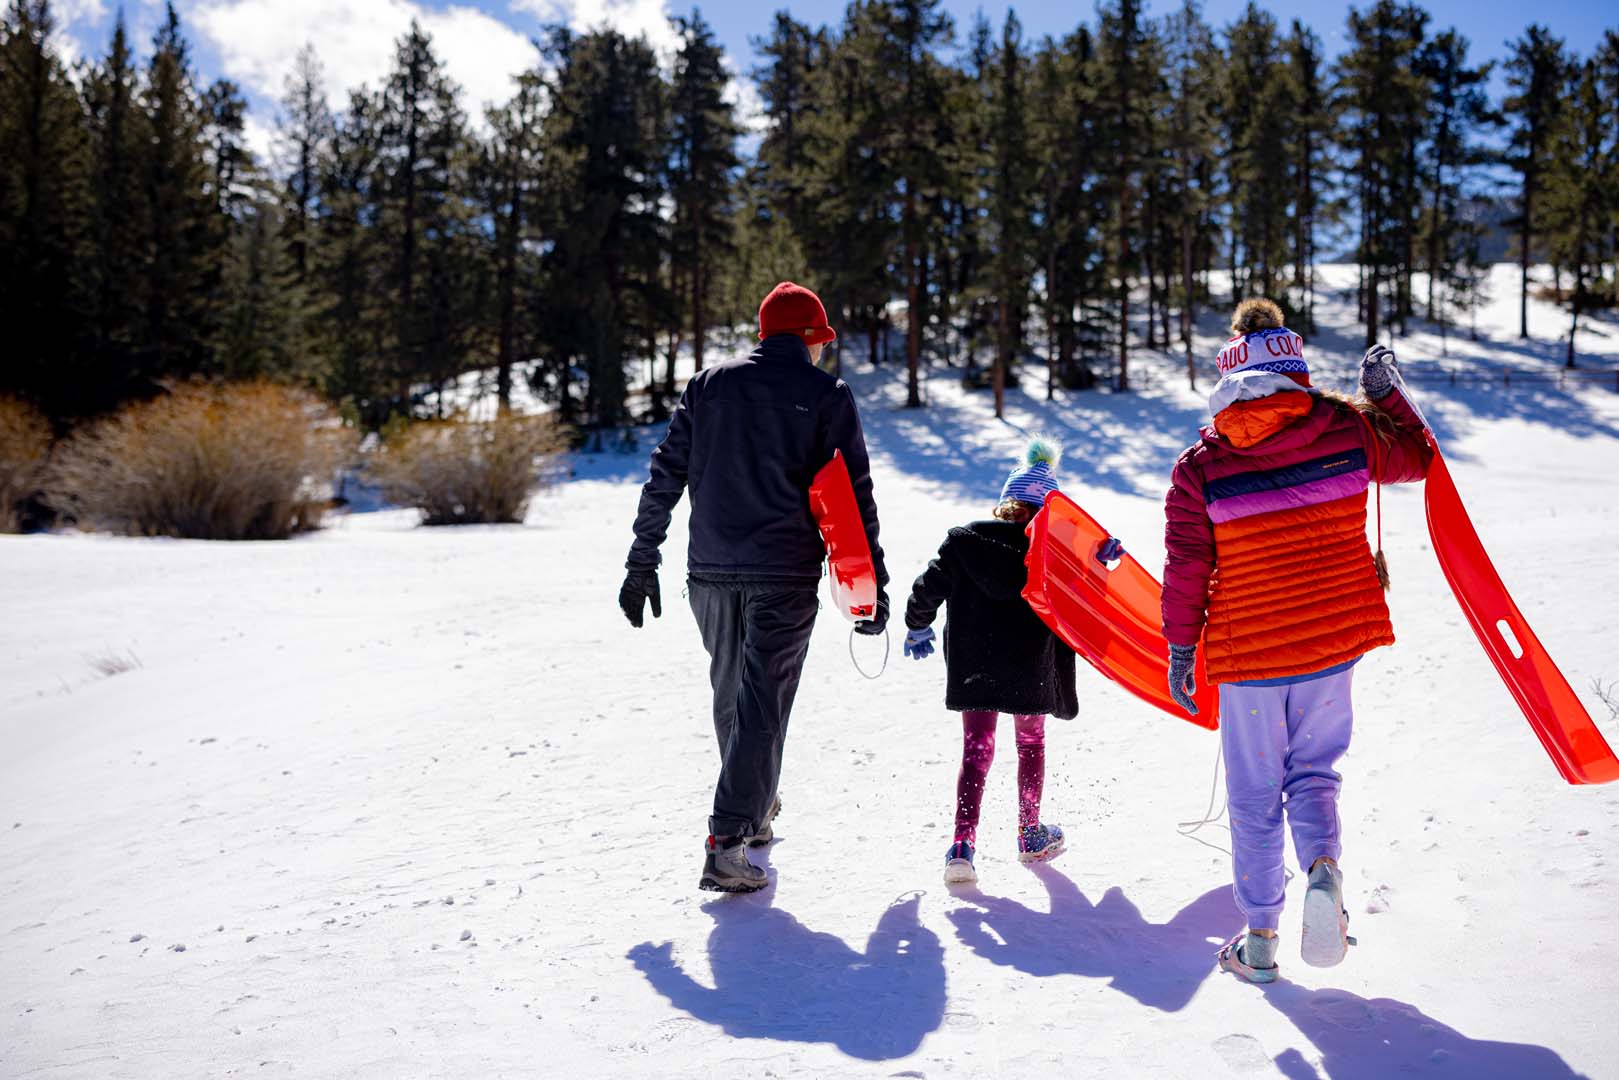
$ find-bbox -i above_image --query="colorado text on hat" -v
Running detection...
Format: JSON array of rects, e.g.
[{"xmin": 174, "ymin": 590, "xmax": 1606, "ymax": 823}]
[{"xmin": 1216, "ymin": 327, "xmax": 1306, "ymax": 375}]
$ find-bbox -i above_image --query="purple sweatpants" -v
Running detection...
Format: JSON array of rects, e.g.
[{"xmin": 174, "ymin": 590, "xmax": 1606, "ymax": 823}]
[
  {"xmin": 1218, "ymin": 668, "xmax": 1355, "ymax": 931},
  {"xmin": 954, "ymin": 711, "xmax": 1045, "ymax": 844}
]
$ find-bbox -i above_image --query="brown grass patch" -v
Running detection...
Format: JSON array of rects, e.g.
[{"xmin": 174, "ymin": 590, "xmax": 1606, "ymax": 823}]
[
  {"xmin": 368, "ymin": 414, "xmax": 567, "ymax": 525},
  {"xmin": 48, "ymin": 382, "xmax": 354, "ymax": 540},
  {"xmin": 0, "ymin": 396, "xmax": 51, "ymax": 532}
]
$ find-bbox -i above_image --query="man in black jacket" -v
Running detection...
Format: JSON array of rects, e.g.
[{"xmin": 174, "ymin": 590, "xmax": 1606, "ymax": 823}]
[{"xmin": 619, "ymin": 282, "xmax": 888, "ymax": 893}]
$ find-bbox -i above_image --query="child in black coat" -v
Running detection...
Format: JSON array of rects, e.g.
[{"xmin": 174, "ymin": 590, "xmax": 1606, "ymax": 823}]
[{"xmin": 904, "ymin": 437, "xmax": 1079, "ymax": 884}]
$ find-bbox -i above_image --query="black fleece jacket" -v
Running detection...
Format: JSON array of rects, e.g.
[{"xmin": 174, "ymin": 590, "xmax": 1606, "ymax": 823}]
[
  {"xmin": 905, "ymin": 519, "xmax": 1078, "ymax": 719},
  {"xmin": 626, "ymin": 335, "xmax": 887, "ymax": 586}
]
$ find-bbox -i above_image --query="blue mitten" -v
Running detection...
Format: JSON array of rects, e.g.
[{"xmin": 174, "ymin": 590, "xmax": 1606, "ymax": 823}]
[
  {"xmin": 904, "ymin": 627, "xmax": 936, "ymax": 661},
  {"xmin": 1097, "ymin": 536, "xmax": 1126, "ymax": 565},
  {"xmin": 1360, "ymin": 344, "xmax": 1397, "ymax": 398},
  {"xmin": 1168, "ymin": 643, "xmax": 1199, "ymax": 715}
]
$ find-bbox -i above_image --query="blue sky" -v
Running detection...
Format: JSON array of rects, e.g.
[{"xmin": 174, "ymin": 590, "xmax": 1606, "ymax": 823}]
[{"xmin": 49, "ymin": 0, "xmax": 1615, "ymax": 157}]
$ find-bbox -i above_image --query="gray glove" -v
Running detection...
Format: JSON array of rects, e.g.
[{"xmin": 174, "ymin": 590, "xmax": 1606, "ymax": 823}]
[
  {"xmin": 1168, "ymin": 643, "xmax": 1199, "ymax": 716},
  {"xmin": 1360, "ymin": 344, "xmax": 1397, "ymax": 399}
]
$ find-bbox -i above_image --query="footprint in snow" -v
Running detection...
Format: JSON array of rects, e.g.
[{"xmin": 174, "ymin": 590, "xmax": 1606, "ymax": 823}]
[{"xmin": 1212, "ymin": 1033, "xmax": 1270, "ymax": 1072}]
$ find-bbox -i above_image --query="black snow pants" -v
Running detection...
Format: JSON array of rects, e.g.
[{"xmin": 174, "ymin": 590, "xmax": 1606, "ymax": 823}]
[{"xmin": 688, "ymin": 580, "xmax": 820, "ymax": 838}]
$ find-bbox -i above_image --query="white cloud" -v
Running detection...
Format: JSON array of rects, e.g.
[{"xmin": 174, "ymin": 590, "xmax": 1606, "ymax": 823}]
[
  {"xmin": 512, "ymin": 0, "xmax": 680, "ymax": 59},
  {"xmin": 56, "ymin": 0, "xmax": 108, "ymax": 22},
  {"xmin": 241, "ymin": 111, "xmax": 276, "ymax": 165},
  {"xmin": 192, "ymin": 0, "xmax": 538, "ymax": 118},
  {"xmin": 722, "ymin": 55, "xmax": 767, "ymax": 138}
]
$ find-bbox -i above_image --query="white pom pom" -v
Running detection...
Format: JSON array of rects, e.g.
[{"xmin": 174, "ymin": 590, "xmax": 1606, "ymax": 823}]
[{"xmin": 1025, "ymin": 435, "xmax": 1062, "ymax": 470}]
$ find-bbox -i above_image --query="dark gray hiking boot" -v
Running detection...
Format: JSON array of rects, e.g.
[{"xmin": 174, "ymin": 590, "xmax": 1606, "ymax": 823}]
[
  {"xmin": 699, "ymin": 836, "xmax": 767, "ymax": 893},
  {"xmin": 746, "ymin": 794, "xmax": 783, "ymax": 848}
]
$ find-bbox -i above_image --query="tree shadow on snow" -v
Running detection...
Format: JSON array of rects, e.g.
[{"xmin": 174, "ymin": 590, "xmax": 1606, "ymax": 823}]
[
  {"xmin": 853, "ymin": 363, "xmax": 1213, "ymax": 502},
  {"xmin": 1261, "ymin": 981, "xmax": 1590, "ymax": 1080},
  {"xmin": 947, "ymin": 864, "xmax": 1244, "ymax": 1012},
  {"xmin": 627, "ymin": 891, "xmax": 947, "ymax": 1060}
]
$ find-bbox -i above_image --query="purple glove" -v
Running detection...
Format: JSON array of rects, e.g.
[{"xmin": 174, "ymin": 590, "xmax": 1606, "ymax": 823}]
[
  {"xmin": 1097, "ymin": 537, "xmax": 1125, "ymax": 566},
  {"xmin": 904, "ymin": 626, "xmax": 935, "ymax": 660},
  {"xmin": 1168, "ymin": 643, "xmax": 1199, "ymax": 715}
]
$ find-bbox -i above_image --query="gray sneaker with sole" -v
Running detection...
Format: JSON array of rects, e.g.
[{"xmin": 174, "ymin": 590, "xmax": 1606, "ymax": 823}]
[
  {"xmin": 699, "ymin": 836, "xmax": 768, "ymax": 893},
  {"xmin": 1301, "ymin": 861, "xmax": 1354, "ymax": 967}
]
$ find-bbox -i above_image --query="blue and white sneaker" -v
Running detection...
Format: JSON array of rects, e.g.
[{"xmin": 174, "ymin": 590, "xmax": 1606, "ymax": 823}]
[
  {"xmin": 944, "ymin": 841, "xmax": 977, "ymax": 884},
  {"xmin": 1017, "ymin": 823, "xmax": 1066, "ymax": 863}
]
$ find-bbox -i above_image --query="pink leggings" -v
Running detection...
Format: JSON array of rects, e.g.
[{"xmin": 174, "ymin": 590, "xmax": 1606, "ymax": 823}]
[{"xmin": 954, "ymin": 711, "xmax": 1046, "ymax": 844}]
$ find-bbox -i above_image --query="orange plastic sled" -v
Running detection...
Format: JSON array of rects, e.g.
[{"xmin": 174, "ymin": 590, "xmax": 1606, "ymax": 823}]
[
  {"xmin": 1423, "ymin": 435, "xmax": 1619, "ymax": 784},
  {"xmin": 1023, "ymin": 492, "xmax": 1218, "ymax": 729},
  {"xmin": 809, "ymin": 450, "xmax": 878, "ymax": 623}
]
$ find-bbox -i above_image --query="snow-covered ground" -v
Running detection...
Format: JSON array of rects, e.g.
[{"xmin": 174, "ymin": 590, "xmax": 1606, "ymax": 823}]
[{"xmin": 4, "ymin": 267, "xmax": 1619, "ymax": 1079}]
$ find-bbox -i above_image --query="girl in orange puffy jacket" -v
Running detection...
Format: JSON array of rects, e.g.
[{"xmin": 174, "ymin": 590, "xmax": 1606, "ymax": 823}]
[{"xmin": 1160, "ymin": 299, "xmax": 1431, "ymax": 984}]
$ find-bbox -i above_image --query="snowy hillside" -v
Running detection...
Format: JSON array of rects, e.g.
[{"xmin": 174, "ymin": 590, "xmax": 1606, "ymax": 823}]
[{"xmin": 3, "ymin": 267, "xmax": 1619, "ymax": 1079}]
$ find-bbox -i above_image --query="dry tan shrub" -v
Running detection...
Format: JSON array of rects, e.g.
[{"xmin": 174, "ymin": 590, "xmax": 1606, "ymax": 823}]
[
  {"xmin": 48, "ymin": 382, "xmax": 354, "ymax": 540},
  {"xmin": 368, "ymin": 414, "xmax": 567, "ymax": 525},
  {"xmin": 0, "ymin": 396, "xmax": 52, "ymax": 532}
]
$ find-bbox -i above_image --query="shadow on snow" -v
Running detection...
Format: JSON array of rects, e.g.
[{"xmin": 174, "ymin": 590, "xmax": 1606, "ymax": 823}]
[
  {"xmin": 627, "ymin": 888, "xmax": 947, "ymax": 1061},
  {"xmin": 947, "ymin": 865, "xmax": 1243, "ymax": 1012},
  {"xmin": 1261, "ymin": 980, "xmax": 1590, "ymax": 1080}
]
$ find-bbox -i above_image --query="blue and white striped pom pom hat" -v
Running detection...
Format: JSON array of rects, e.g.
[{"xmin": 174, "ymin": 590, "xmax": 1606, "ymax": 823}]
[{"xmin": 1000, "ymin": 436, "xmax": 1062, "ymax": 507}]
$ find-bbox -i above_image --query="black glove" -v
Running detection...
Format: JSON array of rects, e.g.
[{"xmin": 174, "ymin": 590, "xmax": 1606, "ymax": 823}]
[
  {"xmin": 855, "ymin": 587, "xmax": 890, "ymax": 636},
  {"xmin": 619, "ymin": 568, "xmax": 661, "ymax": 628}
]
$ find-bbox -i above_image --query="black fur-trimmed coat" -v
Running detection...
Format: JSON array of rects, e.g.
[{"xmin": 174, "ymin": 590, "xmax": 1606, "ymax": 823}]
[{"xmin": 904, "ymin": 519, "xmax": 1078, "ymax": 719}]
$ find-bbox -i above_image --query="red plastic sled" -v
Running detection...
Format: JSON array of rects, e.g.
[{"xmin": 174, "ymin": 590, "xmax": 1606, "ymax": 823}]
[
  {"xmin": 1023, "ymin": 492, "xmax": 1219, "ymax": 729},
  {"xmin": 1423, "ymin": 434, "xmax": 1619, "ymax": 784},
  {"xmin": 809, "ymin": 450, "xmax": 878, "ymax": 623}
]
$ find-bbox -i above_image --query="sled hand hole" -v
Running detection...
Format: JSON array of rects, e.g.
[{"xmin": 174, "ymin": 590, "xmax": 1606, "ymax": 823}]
[{"xmin": 1496, "ymin": 619, "xmax": 1525, "ymax": 660}]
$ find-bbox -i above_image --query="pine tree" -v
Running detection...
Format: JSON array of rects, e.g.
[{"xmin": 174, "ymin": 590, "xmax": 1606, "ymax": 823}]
[
  {"xmin": 751, "ymin": 13, "xmax": 820, "ymax": 234},
  {"xmin": 0, "ymin": 0, "xmax": 94, "ymax": 417},
  {"xmin": 141, "ymin": 2, "xmax": 224, "ymax": 379},
  {"xmin": 81, "ymin": 12, "xmax": 150, "ymax": 407},
  {"xmin": 1281, "ymin": 20, "xmax": 1328, "ymax": 334},
  {"xmin": 372, "ymin": 21, "xmax": 478, "ymax": 413},
  {"xmin": 479, "ymin": 70, "xmax": 544, "ymax": 413},
  {"xmin": 539, "ymin": 28, "xmax": 667, "ymax": 429},
  {"xmin": 1043, "ymin": 26, "xmax": 1103, "ymax": 391},
  {"xmin": 985, "ymin": 10, "xmax": 1031, "ymax": 418},
  {"xmin": 1334, "ymin": 0, "xmax": 1429, "ymax": 346},
  {"xmin": 798, "ymin": 8, "xmax": 894, "ymax": 370},
  {"xmin": 316, "ymin": 88, "xmax": 385, "ymax": 416},
  {"xmin": 202, "ymin": 79, "xmax": 250, "ymax": 215},
  {"xmin": 1220, "ymin": 4, "xmax": 1292, "ymax": 302},
  {"xmin": 1029, "ymin": 38, "xmax": 1068, "ymax": 401},
  {"xmin": 276, "ymin": 45, "xmax": 332, "ymax": 286},
  {"xmin": 1503, "ymin": 25, "xmax": 1569, "ymax": 339},
  {"xmin": 1093, "ymin": 0, "xmax": 1156, "ymax": 391},
  {"xmin": 1162, "ymin": 1, "xmax": 1218, "ymax": 384},
  {"xmin": 867, "ymin": 0, "xmax": 953, "ymax": 407},
  {"xmin": 670, "ymin": 10, "xmax": 741, "ymax": 377},
  {"xmin": 218, "ymin": 195, "xmax": 301, "ymax": 380},
  {"xmin": 1543, "ymin": 58, "xmax": 1611, "ymax": 367},
  {"xmin": 1415, "ymin": 29, "xmax": 1495, "ymax": 351}
]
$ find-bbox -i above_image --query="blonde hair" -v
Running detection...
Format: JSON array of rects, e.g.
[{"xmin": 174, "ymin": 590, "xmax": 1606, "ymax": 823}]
[
  {"xmin": 1317, "ymin": 387, "xmax": 1397, "ymax": 445},
  {"xmin": 1230, "ymin": 298, "xmax": 1286, "ymax": 335},
  {"xmin": 993, "ymin": 499, "xmax": 1040, "ymax": 523}
]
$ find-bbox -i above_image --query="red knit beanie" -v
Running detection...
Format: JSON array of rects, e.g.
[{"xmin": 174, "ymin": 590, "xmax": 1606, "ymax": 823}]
[{"xmin": 758, "ymin": 282, "xmax": 837, "ymax": 345}]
